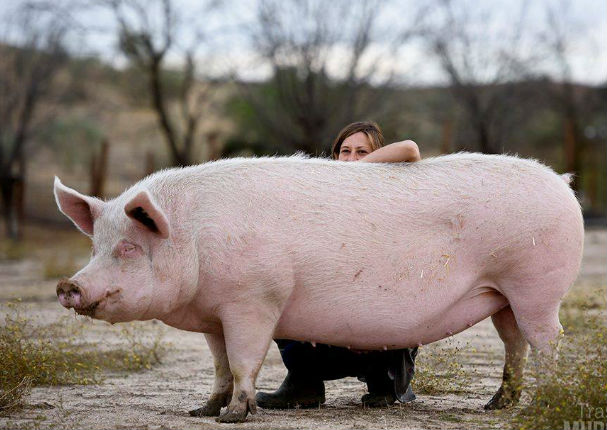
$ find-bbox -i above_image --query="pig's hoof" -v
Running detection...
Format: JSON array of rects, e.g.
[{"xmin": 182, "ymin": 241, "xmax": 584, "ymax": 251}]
[
  {"xmin": 215, "ymin": 397, "xmax": 255, "ymax": 423},
  {"xmin": 189, "ymin": 404, "xmax": 221, "ymax": 417},
  {"xmin": 484, "ymin": 387, "xmax": 520, "ymax": 410},
  {"xmin": 216, "ymin": 409, "xmax": 248, "ymax": 423},
  {"xmin": 190, "ymin": 393, "xmax": 230, "ymax": 417}
]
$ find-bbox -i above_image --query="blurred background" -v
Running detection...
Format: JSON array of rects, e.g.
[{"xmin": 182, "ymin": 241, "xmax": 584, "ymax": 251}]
[{"xmin": 0, "ymin": 0, "xmax": 605, "ymax": 241}]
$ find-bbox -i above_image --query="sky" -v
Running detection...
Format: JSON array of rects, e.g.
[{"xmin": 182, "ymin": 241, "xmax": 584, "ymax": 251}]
[{"xmin": 1, "ymin": 0, "xmax": 605, "ymax": 86}]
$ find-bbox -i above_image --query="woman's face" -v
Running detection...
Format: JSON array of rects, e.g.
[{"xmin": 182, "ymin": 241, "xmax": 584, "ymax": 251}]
[{"xmin": 337, "ymin": 132, "xmax": 373, "ymax": 161}]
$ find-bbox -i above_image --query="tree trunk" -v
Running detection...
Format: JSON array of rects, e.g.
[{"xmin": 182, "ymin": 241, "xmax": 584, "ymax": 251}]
[
  {"xmin": 564, "ymin": 116, "xmax": 583, "ymax": 192},
  {"xmin": 14, "ymin": 176, "xmax": 24, "ymax": 240},
  {"xmin": 478, "ymin": 121, "xmax": 497, "ymax": 154},
  {"xmin": 301, "ymin": 125, "xmax": 323, "ymax": 156},
  {"xmin": 0, "ymin": 176, "xmax": 19, "ymax": 240},
  {"xmin": 90, "ymin": 139, "xmax": 110, "ymax": 198},
  {"xmin": 206, "ymin": 132, "xmax": 221, "ymax": 161},
  {"xmin": 144, "ymin": 151, "xmax": 156, "ymax": 177},
  {"xmin": 586, "ymin": 158, "xmax": 597, "ymax": 211},
  {"xmin": 149, "ymin": 57, "xmax": 186, "ymax": 166},
  {"xmin": 440, "ymin": 119, "xmax": 452, "ymax": 154}
]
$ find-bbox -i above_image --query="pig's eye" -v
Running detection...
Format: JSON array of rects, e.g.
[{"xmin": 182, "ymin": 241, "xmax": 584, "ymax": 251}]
[{"xmin": 117, "ymin": 241, "xmax": 140, "ymax": 258}]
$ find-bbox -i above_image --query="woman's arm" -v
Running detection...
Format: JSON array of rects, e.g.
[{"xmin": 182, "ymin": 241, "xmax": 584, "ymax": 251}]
[{"xmin": 359, "ymin": 140, "xmax": 421, "ymax": 163}]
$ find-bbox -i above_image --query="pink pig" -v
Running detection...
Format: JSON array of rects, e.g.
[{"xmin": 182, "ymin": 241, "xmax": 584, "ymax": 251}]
[{"xmin": 54, "ymin": 152, "xmax": 583, "ymax": 423}]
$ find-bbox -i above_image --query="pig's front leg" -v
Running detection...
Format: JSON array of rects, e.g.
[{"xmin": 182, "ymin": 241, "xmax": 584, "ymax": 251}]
[
  {"xmin": 189, "ymin": 333, "xmax": 233, "ymax": 417},
  {"xmin": 215, "ymin": 305, "xmax": 277, "ymax": 423}
]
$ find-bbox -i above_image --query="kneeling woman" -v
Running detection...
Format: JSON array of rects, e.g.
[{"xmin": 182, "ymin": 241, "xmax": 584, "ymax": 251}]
[{"xmin": 256, "ymin": 121, "xmax": 422, "ymax": 409}]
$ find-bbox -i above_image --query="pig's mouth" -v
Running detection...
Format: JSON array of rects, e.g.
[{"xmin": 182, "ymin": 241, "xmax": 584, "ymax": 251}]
[
  {"xmin": 57, "ymin": 279, "xmax": 121, "ymax": 319},
  {"xmin": 74, "ymin": 289, "xmax": 122, "ymax": 318},
  {"xmin": 75, "ymin": 299, "xmax": 103, "ymax": 317}
]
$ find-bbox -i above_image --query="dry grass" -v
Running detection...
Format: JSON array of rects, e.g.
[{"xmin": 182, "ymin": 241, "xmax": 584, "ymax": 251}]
[
  {"xmin": 413, "ymin": 342, "xmax": 475, "ymax": 395},
  {"xmin": 0, "ymin": 301, "xmax": 165, "ymax": 414},
  {"xmin": 510, "ymin": 316, "xmax": 606, "ymax": 430},
  {"xmin": 560, "ymin": 287, "xmax": 606, "ymax": 335},
  {"xmin": 509, "ymin": 287, "xmax": 607, "ymax": 430},
  {"xmin": 0, "ymin": 377, "xmax": 32, "ymax": 414}
]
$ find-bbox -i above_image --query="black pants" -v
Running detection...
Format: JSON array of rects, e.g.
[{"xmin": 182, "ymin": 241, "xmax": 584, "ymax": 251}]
[{"xmin": 276, "ymin": 339, "xmax": 417, "ymax": 398}]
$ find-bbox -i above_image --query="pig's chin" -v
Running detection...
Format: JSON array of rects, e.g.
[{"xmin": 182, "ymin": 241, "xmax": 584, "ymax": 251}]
[
  {"xmin": 87, "ymin": 301, "xmax": 149, "ymax": 324},
  {"xmin": 73, "ymin": 297, "xmax": 108, "ymax": 319},
  {"xmin": 74, "ymin": 301, "xmax": 102, "ymax": 318}
]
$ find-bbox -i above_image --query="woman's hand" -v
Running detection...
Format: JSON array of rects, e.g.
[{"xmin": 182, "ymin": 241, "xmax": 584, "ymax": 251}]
[{"xmin": 358, "ymin": 140, "xmax": 421, "ymax": 163}]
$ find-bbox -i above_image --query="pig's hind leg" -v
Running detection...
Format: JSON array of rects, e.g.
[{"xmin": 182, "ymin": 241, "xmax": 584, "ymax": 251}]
[
  {"xmin": 507, "ymin": 295, "xmax": 565, "ymax": 381},
  {"xmin": 189, "ymin": 333, "xmax": 233, "ymax": 417},
  {"xmin": 504, "ymin": 274, "xmax": 567, "ymax": 358},
  {"xmin": 500, "ymin": 279, "xmax": 569, "ymax": 407},
  {"xmin": 484, "ymin": 306, "xmax": 529, "ymax": 410},
  {"xmin": 497, "ymin": 226, "xmax": 579, "ymax": 366}
]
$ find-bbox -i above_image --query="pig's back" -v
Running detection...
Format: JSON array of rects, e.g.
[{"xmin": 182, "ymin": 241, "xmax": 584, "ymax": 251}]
[{"xmin": 149, "ymin": 153, "xmax": 583, "ymax": 348}]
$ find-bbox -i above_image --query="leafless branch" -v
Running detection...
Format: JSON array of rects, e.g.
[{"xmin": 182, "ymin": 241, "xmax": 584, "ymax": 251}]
[
  {"xmin": 103, "ymin": 0, "xmax": 218, "ymax": 166},
  {"xmin": 417, "ymin": 0, "xmax": 534, "ymax": 153},
  {"xmin": 241, "ymin": 0, "xmax": 405, "ymax": 155}
]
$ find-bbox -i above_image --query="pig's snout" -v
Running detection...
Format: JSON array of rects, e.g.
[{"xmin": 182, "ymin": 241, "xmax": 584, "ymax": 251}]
[
  {"xmin": 57, "ymin": 278, "xmax": 83, "ymax": 309},
  {"xmin": 57, "ymin": 278, "xmax": 122, "ymax": 317}
]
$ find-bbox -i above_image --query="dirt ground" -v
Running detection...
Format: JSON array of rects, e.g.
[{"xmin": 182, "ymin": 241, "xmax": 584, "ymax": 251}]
[{"xmin": 0, "ymin": 228, "xmax": 605, "ymax": 430}]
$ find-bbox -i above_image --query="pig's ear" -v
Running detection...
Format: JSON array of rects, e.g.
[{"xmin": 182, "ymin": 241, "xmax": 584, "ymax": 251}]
[
  {"xmin": 124, "ymin": 190, "xmax": 170, "ymax": 239},
  {"xmin": 54, "ymin": 177, "xmax": 104, "ymax": 236}
]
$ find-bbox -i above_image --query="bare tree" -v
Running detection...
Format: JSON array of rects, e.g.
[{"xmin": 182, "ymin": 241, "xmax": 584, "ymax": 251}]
[
  {"xmin": 104, "ymin": 0, "xmax": 215, "ymax": 166},
  {"xmin": 241, "ymin": 0, "xmax": 406, "ymax": 155},
  {"xmin": 418, "ymin": 0, "xmax": 533, "ymax": 154},
  {"xmin": 0, "ymin": 3, "xmax": 68, "ymax": 240}
]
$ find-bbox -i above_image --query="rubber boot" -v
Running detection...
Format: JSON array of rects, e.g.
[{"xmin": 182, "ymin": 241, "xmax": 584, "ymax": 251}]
[
  {"xmin": 256, "ymin": 372, "xmax": 325, "ymax": 409},
  {"xmin": 361, "ymin": 392, "xmax": 397, "ymax": 407},
  {"xmin": 361, "ymin": 370, "xmax": 397, "ymax": 408}
]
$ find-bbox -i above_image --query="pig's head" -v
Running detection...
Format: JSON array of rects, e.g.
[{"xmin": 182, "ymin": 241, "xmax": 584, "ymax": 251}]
[{"xmin": 53, "ymin": 177, "xmax": 198, "ymax": 323}]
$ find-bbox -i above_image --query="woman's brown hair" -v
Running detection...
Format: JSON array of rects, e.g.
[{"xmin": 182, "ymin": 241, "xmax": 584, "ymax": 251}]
[{"xmin": 331, "ymin": 121, "xmax": 385, "ymax": 160}]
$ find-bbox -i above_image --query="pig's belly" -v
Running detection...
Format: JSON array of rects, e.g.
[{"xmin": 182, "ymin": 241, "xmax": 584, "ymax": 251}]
[{"xmin": 274, "ymin": 285, "xmax": 508, "ymax": 350}]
